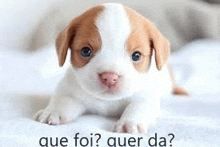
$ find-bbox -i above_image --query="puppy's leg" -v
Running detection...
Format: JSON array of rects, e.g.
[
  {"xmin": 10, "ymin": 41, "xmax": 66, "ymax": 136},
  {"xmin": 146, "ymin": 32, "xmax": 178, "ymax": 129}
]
[
  {"xmin": 34, "ymin": 96, "xmax": 85, "ymax": 125},
  {"xmin": 114, "ymin": 97, "xmax": 161, "ymax": 134}
]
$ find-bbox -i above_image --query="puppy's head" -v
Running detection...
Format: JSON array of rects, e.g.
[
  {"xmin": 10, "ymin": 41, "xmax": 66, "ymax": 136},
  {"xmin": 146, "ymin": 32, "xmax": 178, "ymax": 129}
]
[{"xmin": 56, "ymin": 3, "xmax": 170, "ymax": 100}]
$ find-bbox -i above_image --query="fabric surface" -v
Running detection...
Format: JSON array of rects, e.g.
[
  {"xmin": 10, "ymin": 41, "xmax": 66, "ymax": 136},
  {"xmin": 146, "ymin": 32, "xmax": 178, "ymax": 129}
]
[{"xmin": 1, "ymin": 40, "xmax": 220, "ymax": 147}]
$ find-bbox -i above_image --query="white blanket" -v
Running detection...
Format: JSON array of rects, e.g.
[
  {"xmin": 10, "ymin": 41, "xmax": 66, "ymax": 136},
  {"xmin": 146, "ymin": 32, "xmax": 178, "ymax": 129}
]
[{"xmin": 1, "ymin": 40, "xmax": 220, "ymax": 147}]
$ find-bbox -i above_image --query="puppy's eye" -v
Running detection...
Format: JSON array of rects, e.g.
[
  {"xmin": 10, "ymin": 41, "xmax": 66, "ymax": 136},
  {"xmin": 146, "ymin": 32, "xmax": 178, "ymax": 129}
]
[
  {"xmin": 81, "ymin": 47, "xmax": 92, "ymax": 57},
  {"xmin": 132, "ymin": 51, "xmax": 141, "ymax": 62}
]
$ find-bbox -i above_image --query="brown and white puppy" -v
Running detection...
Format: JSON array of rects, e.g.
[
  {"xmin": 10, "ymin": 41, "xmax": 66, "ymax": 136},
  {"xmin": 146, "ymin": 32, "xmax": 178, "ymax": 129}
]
[{"xmin": 34, "ymin": 3, "xmax": 187, "ymax": 134}]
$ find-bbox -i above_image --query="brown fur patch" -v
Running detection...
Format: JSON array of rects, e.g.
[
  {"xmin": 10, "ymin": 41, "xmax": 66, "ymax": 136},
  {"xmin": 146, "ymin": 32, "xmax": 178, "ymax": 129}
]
[
  {"xmin": 125, "ymin": 7, "xmax": 152, "ymax": 72},
  {"xmin": 168, "ymin": 65, "xmax": 189, "ymax": 96},
  {"xmin": 56, "ymin": 5, "xmax": 104, "ymax": 67},
  {"xmin": 172, "ymin": 86, "xmax": 189, "ymax": 96},
  {"xmin": 125, "ymin": 7, "xmax": 170, "ymax": 71}
]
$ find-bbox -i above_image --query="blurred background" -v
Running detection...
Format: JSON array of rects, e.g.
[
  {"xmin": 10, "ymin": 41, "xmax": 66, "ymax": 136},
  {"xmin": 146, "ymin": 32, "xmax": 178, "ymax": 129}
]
[{"xmin": 0, "ymin": 0, "xmax": 220, "ymax": 52}]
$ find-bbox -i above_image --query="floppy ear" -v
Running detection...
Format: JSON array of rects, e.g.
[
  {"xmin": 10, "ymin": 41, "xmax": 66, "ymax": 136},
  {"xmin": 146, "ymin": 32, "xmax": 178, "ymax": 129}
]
[
  {"xmin": 55, "ymin": 22, "xmax": 77, "ymax": 67},
  {"xmin": 145, "ymin": 21, "xmax": 170, "ymax": 70}
]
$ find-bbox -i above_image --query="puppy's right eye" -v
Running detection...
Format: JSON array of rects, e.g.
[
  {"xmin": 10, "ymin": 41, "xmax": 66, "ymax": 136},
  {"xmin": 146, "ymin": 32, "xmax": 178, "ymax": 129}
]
[
  {"xmin": 132, "ymin": 51, "xmax": 141, "ymax": 62},
  {"xmin": 81, "ymin": 47, "xmax": 92, "ymax": 57}
]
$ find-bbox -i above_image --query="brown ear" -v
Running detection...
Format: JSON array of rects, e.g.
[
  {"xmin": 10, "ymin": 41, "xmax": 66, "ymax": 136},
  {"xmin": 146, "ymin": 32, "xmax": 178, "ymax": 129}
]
[
  {"xmin": 55, "ymin": 24, "xmax": 76, "ymax": 67},
  {"xmin": 146, "ymin": 21, "xmax": 170, "ymax": 70}
]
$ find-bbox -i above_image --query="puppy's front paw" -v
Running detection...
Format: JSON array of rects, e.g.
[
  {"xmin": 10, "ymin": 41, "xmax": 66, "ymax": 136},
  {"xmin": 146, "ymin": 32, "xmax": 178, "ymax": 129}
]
[
  {"xmin": 34, "ymin": 109, "xmax": 66, "ymax": 125},
  {"xmin": 114, "ymin": 121, "xmax": 146, "ymax": 134}
]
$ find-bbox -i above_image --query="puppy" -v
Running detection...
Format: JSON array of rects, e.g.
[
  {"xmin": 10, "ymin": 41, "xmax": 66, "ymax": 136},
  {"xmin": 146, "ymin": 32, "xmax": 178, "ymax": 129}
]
[{"xmin": 34, "ymin": 3, "xmax": 187, "ymax": 134}]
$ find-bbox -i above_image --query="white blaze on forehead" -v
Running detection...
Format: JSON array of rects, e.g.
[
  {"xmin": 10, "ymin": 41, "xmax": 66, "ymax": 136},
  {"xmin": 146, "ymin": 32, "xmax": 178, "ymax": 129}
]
[{"xmin": 95, "ymin": 3, "xmax": 131, "ymax": 57}]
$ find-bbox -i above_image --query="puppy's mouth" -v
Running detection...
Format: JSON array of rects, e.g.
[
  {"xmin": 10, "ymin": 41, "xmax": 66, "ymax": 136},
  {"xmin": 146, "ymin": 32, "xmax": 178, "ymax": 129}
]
[
  {"xmin": 78, "ymin": 71, "xmax": 130, "ymax": 100},
  {"xmin": 102, "ymin": 84, "xmax": 121, "ymax": 94},
  {"xmin": 94, "ymin": 86, "xmax": 125, "ymax": 101}
]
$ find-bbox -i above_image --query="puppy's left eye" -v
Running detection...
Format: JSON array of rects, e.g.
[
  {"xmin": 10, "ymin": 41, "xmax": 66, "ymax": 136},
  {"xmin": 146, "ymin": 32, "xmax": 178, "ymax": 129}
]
[
  {"xmin": 132, "ymin": 51, "xmax": 141, "ymax": 62},
  {"xmin": 81, "ymin": 47, "xmax": 92, "ymax": 57}
]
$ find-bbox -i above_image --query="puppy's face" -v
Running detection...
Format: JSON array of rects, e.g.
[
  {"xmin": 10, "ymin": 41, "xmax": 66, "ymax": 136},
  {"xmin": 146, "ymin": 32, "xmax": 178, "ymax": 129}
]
[{"xmin": 56, "ymin": 4, "xmax": 170, "ymax": 100}]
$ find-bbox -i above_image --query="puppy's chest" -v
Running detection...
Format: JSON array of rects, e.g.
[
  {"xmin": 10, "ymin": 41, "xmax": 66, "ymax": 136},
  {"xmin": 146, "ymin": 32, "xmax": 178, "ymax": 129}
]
[{"xmin": 81, "ymin": 97, "xmax": 129, "ymax": 117}]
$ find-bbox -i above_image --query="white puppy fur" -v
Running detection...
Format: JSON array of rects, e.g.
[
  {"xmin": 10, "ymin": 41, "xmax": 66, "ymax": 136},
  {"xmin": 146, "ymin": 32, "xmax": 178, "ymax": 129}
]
[{"xmin": 34, "ymin": 3, "xmax": 173, "ymax": 134}]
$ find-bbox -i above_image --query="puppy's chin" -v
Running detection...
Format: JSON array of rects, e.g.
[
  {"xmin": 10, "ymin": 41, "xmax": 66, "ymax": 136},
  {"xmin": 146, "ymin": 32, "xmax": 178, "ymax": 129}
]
[
  {"xmin": 91, "ymin": 90, "xmax": 133, "ymax": 101},
  {"xmin": 96, "ymin": 89, "xmax": 134, "ymax": 101},
  {"xmin": 79, "ymin": 81, "xmax": 133, "ymax": 101}
]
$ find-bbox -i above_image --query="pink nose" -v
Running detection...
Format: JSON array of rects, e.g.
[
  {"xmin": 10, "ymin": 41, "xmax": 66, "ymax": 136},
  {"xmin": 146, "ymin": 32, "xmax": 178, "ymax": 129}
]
[{"xmin": 99, "ymin": 72, "xmax": 119, "ymax": 88}]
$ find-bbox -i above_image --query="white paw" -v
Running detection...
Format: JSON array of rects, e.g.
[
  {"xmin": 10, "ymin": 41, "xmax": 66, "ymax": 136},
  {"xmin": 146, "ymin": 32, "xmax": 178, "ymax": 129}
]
[
  {"xmin": 34, "ymin": 109, "xmax": 66, "ymax": 125},
  {"xmin": 114, "ymin": 121, "xmax": 146, "ymax": 134}
]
